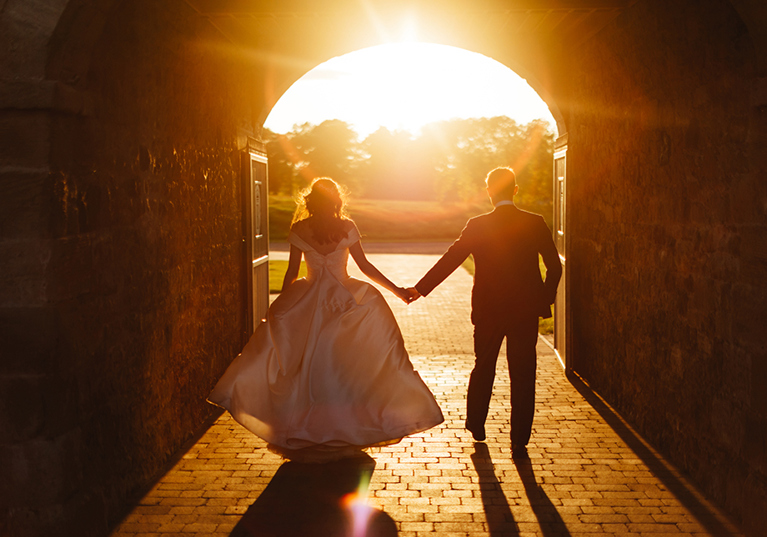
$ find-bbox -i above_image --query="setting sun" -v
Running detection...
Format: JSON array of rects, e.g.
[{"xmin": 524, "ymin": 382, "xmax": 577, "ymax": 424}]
[{"xmin": 265, "ymin": 43, "xmax": 556, "ymax": 138}]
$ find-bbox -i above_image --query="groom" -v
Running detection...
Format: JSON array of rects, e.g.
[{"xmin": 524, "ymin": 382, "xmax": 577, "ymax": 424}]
[{"xmin": 409, "ymin": 167, "xmax": 561, "ymax": 457}]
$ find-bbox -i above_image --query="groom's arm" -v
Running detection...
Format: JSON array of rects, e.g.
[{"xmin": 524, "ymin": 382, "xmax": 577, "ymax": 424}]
[
  {"xmin": 415, "ymin": 223, "xmax": 474, "ymax": 297},
  {"xmin": 537, "ymin": 216, "xmax": 562, "ymax": 304}
]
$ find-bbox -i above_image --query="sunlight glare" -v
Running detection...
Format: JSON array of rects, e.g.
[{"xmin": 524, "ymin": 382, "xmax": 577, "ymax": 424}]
[
  {"xmin": 400, "ymin": 13, "xmax": 419, "ymax": 43},
  {"xmin": 342, "ymin": 472, "xmax": 374, "ymax": 537},
  {"xmin": 265, "ymin": 43, "xmax": 556, "ymax": 138}
]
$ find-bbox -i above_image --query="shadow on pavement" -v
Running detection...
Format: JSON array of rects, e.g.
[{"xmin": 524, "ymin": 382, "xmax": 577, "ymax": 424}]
[
  {"xmin": 231, "ymin": 453, "xmax": 397, "ymax": 537},
  {"xmin": 470, "ymin": 442, "xmax": 520, "ymax": 536},
  {"xmin": 471, "ymin": 442, "xmax": 571, "ymax": 537},
  {"xmin": 514, "ymin": 455, "xmax": 571, "ymax": 536},
  {"xmin": 568, "ymin": 372, "xmax": 743, "ymax": 536}
]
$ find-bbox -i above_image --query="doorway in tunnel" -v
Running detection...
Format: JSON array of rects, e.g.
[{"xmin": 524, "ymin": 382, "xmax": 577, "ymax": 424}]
[
  {"xmin": 242, "ymin": 140, "xmax": 270, "ymax": 338},
  {"xmin": 553, "ymin": 134, "xmax": 568, "ymax": 370}
]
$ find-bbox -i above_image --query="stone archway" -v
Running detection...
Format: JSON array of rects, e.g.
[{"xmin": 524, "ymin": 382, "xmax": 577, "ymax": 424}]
[{"xmin": 2, "ymin": 1, "xmax": 767, "ymax": 536}]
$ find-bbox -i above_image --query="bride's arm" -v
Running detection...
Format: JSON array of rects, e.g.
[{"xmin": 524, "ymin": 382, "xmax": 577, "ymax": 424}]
[
  {"xmin": 281, "ymin": 244, "xmax": 303, "ymax": 291},
  {"xmin": 349, "ymin": 242, "xmax": 411, "ymax": 303}
]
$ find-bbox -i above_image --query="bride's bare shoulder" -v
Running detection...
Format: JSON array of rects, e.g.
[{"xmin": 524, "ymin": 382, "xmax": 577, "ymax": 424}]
[{"xmin": 290, "ymin": 218, "xmax": 311, "ymax": 238}]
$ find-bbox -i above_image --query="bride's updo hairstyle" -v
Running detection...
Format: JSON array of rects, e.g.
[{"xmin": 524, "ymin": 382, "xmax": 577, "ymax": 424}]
[{"xmin": 292, "ymin": 177, "xmax": 350, "ymax": 244}]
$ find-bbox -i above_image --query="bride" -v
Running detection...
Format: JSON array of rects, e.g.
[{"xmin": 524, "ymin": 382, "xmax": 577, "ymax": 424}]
[{"xmin": 208, "ymin": 178, "xmax": 443, "ymax": 461}]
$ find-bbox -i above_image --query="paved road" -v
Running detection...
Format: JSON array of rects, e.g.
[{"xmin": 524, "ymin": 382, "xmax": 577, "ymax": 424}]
[{"xmin": 110, "ymin": 253, "xmax": 744, "ymax": 537}]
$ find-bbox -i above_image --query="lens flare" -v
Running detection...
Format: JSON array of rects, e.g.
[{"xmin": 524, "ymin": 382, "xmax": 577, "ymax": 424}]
[{"xmin": 342, "ymin": 472, "xmax": 373, "ymax": 537}]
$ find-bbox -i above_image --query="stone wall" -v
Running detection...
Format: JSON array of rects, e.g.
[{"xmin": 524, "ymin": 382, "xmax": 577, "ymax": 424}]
[
  {"xmin": 564, "ymin": 1, "xmax": 767, "ymax": 533},
  {"xmin": 3, "ymin": 0, "xmax": 767, "ymax": 536},
  {"xmin": 0, "ymin": 1, "xmax": 259, "ymax": 534}
]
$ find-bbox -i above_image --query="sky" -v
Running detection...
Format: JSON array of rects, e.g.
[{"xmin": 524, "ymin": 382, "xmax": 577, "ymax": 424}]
[{"xmin": 264, "ymin": 42, "xmax": 557, "ymax": 139}]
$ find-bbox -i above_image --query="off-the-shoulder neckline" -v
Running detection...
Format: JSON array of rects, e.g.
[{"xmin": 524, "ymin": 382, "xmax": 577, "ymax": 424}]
[{"xmin": 289, "ymin": 226, "xmax": 358, "ymax": 256}]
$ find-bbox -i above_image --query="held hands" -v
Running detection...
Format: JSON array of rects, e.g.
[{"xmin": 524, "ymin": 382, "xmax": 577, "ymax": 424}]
[
  {"xmin": 395, "ymin": 286, "xmax": 422, "ymax": 304},
  {"xmin": 406, "ymin": 287, "xmax": 421, "ymax": 304}
]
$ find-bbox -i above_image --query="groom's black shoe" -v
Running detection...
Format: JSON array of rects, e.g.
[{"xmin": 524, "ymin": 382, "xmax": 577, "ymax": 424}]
[
  {"xmin": 512, "ymin": 444, "xmax": 529, "ymax": 459},
  {"xmin": 466, "ymin": 421, "xmax": 486, "ymax": 442}
]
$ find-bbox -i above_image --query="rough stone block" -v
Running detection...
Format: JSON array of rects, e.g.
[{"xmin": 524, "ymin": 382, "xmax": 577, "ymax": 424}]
[
  {"xmin": 0, "ymin": 239, "xmax": 50, "ymax": 307},
  {"xmin": 0, "ymin": 374, "xmax": 44, "ymax": 442},
  {"xmin": 5, "ymin": 490, "xmax": 107, "ymax": 537},
  {"xmin": 0, "ymin": 306, "xmax": 58, "ymax": 374},
  {"xmin": 0, "ymin": 169, "xmax": 50, "ymax": 240},
  {"xmin": 0, "ymin": 429, "xmax": 84, "ymax": 508},
  {"xmin": 751, "ymin": 353, "xmax": 767, "ymax": 417},
  {"xmin": 0, "ymin": 0, "xmax": 70, "ymax": 80},
  {"xmin": 0, "ymin": 80, "xmax": 88, "ymax": 114},
  {"xmin": 742, "ymin": 472, "xmax": 767, "ymax": 537},
  {"xmin": 0, "ymin": 111, "xmax": 51, "ymax": 168},
  {"xmin": 45, "ymin": 235, "xmax": 96, "ymax": 302}
]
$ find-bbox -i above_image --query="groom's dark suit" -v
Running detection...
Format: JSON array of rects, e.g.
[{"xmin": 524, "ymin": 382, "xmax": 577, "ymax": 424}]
[{"xmin": 415, "ymin": 203, "xmax": 562, "ymax": 446}]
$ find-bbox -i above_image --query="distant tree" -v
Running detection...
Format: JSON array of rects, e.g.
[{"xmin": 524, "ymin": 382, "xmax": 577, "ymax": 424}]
[
  {"xmin": 420, "ymin": 123, "xmax": 475, "ymax": 202},
  {"xmin": 290, "ymin": 120, "xmax": 359, "ymax": 191},
  {"xmin": 357, "ymin": 127, "xmax": 394, "ymax": 198},
  {"xmin": 423, "ymin": 116, "xmax": 554, "ymax": 221},
  {"xmin": 510, "ymin": 120, "xmax": 554, "ymax": 222},
  {"xmin": 262, "ymin": 129, "xmax": 295, "ymax": 195},
  {"xmin": 358, "ymin": 128, "xmax": 437, "ymax": 200},
  {"xmin": 262, "ymin": 116, "xmax": 554, "ymax": 221}
]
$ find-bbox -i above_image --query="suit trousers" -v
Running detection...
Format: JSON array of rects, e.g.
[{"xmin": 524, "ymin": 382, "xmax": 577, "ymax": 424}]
[{"xmin": 467, "ymin": 315, "xmax": 539, "ymax": 446}]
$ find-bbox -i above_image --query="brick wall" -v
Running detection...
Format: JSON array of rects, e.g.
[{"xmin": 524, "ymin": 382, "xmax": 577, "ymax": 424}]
[
  {"xmin": 564, "ymin": 1, "xmax": 767, "ymax": 533},
  {"xmin": 0, "ymin": 1, "xmax": 259, "ymax": 534},
  {"xmin": 3, "ymin": 0, "xmax": 767, "ymax": 536}
]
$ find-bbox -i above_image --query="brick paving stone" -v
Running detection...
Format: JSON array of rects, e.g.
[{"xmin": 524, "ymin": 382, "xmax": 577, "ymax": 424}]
[{"xmin": 110, "ymin": 252, "xmax": 746, "ymax": 537}]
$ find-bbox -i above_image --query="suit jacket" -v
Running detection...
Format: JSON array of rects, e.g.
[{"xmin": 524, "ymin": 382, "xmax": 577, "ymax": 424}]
[{"xmin": 415, "ymin": 204, "xmax": 562, "ymax": 325}]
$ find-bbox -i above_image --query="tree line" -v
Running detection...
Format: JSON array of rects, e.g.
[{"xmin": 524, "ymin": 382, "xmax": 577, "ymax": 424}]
[{"xmin": 263, "ymin": 116, "xmax": 555, "ymax": 220}]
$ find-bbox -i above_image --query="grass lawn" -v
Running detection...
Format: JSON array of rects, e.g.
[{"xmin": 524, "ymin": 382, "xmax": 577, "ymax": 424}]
[
  {"xmin": 268, "ymin": 260, "xmax": 306, "ymax": 293},
  {"xmin": 269, "ymin": 195, "xmax": 489, "ymax": 242}
]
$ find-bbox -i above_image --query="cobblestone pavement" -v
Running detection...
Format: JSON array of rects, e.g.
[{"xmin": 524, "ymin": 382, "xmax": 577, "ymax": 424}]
[{"xmin": 110, "ymin": 252, "xmax": 744, "ymax": 537}]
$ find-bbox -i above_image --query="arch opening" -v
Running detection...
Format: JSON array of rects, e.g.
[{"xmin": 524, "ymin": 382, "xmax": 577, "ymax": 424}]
[
  {"xmin": 259, "ymin": 42, "xmax": 562, "ymax": 222},
  {"xmin": 263, "ymin": 42, "xmax": 560, "ymax": 139}
]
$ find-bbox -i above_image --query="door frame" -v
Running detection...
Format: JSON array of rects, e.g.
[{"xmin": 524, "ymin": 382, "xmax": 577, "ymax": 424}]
[
  {"xmin": 553, "ymin": 133, "xmax": 570, "ymax": 372},
  {"xmin": 242, "ymin": 139, "xmax": 269, "ymax": 338}
]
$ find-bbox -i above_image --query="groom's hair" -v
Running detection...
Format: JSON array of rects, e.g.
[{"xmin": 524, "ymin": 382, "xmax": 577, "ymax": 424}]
[{"xmin": 486, "ymin": 167, "xmax": 516, "ymax": 199}]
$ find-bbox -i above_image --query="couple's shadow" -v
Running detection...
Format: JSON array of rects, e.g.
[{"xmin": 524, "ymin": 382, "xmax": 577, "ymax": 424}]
[
  {"xmin": 470, "ymin": 443, "xmax": 570, "ymax": 537},
  {"xmin": 231, "ymin": 453, "xmax": 397, "ymax": 537}
]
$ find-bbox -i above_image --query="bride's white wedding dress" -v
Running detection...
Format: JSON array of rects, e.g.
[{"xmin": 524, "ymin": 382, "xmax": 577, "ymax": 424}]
[{"xmin": 208, "ymin": 226, "xmax": 443, "ymax": 460}]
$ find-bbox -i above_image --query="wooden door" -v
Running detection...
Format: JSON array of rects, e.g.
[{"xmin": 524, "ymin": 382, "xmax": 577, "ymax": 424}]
[
  {"xmin": 553, "ymin": 135, "xmax": 569, "ymax": 371},
  {"xmin": 243, "ymin": 142, "xmax": 269, "ymax": 336}
]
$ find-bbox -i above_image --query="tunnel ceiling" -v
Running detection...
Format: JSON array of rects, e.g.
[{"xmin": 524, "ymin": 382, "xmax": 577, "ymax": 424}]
[
  {"xmin": 179, "ymin": 0, "xmax": 636, "ymax": 132},
  {"xmin": 182, "ymin": 0, "xmax": 635, "ymax": 56}
]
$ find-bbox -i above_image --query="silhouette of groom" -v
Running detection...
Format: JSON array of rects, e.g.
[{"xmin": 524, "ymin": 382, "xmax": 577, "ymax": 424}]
[{"xmin": 409, "ymin": 167, "xmax": 562, "ymax": 457}]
